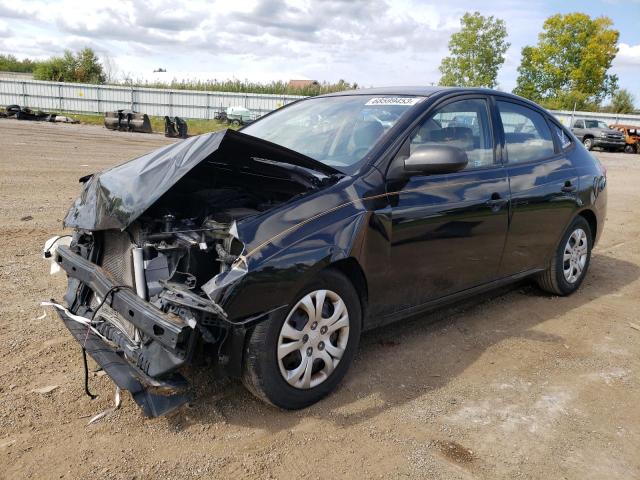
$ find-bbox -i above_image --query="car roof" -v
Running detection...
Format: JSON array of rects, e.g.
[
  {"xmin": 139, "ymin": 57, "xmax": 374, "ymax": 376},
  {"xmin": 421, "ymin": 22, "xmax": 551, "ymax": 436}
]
[
  {"xmin": 318, "ymin": 86, "xmax": 541, "ymax": 105},
  {"xmin": 320, "ymin": 86, "xmax": 451, "ymax": 97}
]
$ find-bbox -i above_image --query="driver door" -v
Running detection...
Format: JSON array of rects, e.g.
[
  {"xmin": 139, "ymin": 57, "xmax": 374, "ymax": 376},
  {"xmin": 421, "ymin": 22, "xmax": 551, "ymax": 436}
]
[{"xmin": 382, "ymin": 96, "xmax": 510, "ymax": 315}]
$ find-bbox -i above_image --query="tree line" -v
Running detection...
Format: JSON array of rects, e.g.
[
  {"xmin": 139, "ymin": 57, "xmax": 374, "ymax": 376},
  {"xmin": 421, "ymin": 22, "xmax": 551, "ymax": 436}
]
[
  {"xmin": 0, "ymin": 11, "xmax": 635, "ymax": 113},
  {"xmin": 0, "ymin": 50, "xmax": 356, "ymax": 96},
  {"xmin": 0, "ymin": 48, "xmax": 105, "ymax": 84}
]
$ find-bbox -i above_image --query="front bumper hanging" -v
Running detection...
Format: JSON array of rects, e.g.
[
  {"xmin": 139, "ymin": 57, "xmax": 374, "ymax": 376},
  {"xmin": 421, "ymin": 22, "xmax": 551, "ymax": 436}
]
[
  {"xmin": 52, "ymin": 244, "xmax": 193, "ymax": 417},
  {"xmin": 54, "ymin": 306, "xmax": 190, "ymax": 417}
]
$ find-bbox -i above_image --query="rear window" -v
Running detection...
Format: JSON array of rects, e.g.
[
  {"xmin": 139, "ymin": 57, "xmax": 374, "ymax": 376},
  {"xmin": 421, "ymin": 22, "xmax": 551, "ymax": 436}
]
[
  {"xmin": 552, "ymin": 123, "xmax": 573, "ymax": 149},
  {"xmin": 497, "ymin": 101, "xmax": 555, "ymax": 164}
]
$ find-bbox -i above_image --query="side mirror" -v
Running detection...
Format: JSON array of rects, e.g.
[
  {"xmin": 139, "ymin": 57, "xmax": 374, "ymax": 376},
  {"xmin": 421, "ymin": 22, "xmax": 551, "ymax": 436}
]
[{"xmin": 404, "ymin": 144, "xmax": 468, "ymax": 175}]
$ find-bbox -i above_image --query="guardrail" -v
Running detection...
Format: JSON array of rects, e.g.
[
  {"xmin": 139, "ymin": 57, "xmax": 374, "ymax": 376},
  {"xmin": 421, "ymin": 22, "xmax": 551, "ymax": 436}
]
[
  {"xmin": 1, "ymin": 77, "xmax": 639, "ymax": 126},
  {"xmin": 0, "ymin": 78, "xmax": 304, "ymax": 119}
]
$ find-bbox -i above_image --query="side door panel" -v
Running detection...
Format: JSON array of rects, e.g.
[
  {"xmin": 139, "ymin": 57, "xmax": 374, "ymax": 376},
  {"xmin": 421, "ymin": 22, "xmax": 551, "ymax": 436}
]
[
  {"xmin": 382, "ymin": 168, "xmax": 509, "ymax": 314},
  {"xmin": 379, "ymin": 95, "xmax": 510, "ymax": 317},
  {"xmin": 495, "ymin": 99, "xmax": 579, "ymax": 275},
  {"xmin": 501, "ymin": 158, "xmax": 578, "ymax": 274}
]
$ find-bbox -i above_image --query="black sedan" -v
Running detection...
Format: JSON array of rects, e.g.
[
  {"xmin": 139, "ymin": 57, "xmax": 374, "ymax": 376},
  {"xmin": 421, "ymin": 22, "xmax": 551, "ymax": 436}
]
[{"xmin": 46, "ymin": 87, "xmax": 607, "ymax": 415}]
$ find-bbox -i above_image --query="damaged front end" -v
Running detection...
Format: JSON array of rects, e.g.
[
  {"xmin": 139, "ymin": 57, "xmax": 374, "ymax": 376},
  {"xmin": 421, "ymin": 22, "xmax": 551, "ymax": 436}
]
[{"xmin": 48, "ymin": 129, "xmax": 340, "ymax": 417}]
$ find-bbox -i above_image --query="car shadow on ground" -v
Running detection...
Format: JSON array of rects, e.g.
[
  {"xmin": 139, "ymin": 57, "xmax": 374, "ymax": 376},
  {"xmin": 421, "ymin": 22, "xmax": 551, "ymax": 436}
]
[{"xmin": 166, "ymin": 252, "xmax": 639, "ymax": 433}]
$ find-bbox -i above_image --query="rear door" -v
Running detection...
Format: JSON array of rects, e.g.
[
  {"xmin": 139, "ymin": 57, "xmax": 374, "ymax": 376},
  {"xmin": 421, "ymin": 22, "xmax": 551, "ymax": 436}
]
[{"xmin": 495, "ymin": 99, "xmax": 579, "ymax": 275}]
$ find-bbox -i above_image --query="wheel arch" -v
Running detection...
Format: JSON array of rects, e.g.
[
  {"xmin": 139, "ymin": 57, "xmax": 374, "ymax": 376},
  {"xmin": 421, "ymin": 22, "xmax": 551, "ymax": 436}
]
[
  {"xmin": 324, "ymin": 257, "xmax": 369, "ymax": 325},
  {"xmin": 582, "ymin": 134, "xmax": 594, "ymax": 140},
  {"xmin": 578, "ymin": 209, "xmax": 597, "ymax": 243}
]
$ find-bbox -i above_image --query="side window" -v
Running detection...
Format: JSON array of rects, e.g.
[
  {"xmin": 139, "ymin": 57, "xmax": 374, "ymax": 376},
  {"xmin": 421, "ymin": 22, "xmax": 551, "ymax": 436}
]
[
  {"xmin": 552, "ymin": 123, "xmax": 573, "ymax": 150},
  {"xmin": 410, "ymin": 98, "xmax": 494, "ymax": 169},
  {"xmin": 497, "ymin": 101, "xmax": 555, "ymax": 164},
  {"xmin": 574, "ymin": 120, "xmax": 584, "ymax": 129}
]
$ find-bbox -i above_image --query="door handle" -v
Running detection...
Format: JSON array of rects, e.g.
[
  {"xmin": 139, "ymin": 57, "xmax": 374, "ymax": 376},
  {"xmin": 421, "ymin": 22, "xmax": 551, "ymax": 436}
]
[
  {"xmin": 561, "ymin": 181, "xmax": 577, "ymax": 193},
  {"xmin": 486, "ymin": 193, "xmax": 508, "ymax": 209}
]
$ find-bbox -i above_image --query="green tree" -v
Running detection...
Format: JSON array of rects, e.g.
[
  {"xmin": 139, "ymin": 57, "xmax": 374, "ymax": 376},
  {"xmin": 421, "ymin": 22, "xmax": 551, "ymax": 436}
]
[
  {"xmin": 0, "ymin": 54, "xmax": 37, "ymax": 73},
  {"xmin": 438, "ymin": 12, "xmax": 510, "ymax": 88},
  {"xmin": 33, "ymin": 48, "xmax": 105, "ymax": 84},
  {"xmin": 609, "ymin": 89, "xmax": 635, "ymax": 114},
  {"xmin": 514, "ymin": 13, "xmax": 619, "ymax": 110}
]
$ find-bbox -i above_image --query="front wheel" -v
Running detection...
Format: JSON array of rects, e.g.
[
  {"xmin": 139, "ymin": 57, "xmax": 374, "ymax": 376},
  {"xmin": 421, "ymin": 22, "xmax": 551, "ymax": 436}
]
[
  {"xmin": 624, "ymin": 144, "xmax": 637, "ymax": 154},
  {"xmin": 536, "ymin": 216, "xmax": 592, "ymax": 295},
  {"xmin": 583, "ymin": 137, "xmax": 594, "ymax": 151},
  {"xmin": 242, "ymin": 269, "xmax": 361, "ymax": 409}
]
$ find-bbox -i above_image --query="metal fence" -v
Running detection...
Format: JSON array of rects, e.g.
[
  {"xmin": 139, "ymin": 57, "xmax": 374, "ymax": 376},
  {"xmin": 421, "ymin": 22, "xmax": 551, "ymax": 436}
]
[
  {"xmin": 1, "ymin": 77, "xmax": 640, "ymax": 126},
  {"xmin": 0, "ymin": 78, "xmax": 305, "ymax": 119},
  {"xmin": 550, "ymin": 109, "xmax": 640, "ymax": 128}
]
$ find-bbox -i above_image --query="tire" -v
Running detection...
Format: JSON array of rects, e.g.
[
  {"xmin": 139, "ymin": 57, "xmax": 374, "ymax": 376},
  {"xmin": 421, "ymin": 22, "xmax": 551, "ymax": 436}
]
[
  {"xmin": 536, "ymin": 216, "xmax": 592, "ymax": 296},
  {"xmin": 624, "ymin": 144, "xmax": 636, "ymax": 154},
  {"xmin": 242, "ymin": 269, "xmax": 362, "ymax": 409},
  {"xmin": 583, "ymin": 137, "xmax": 594, "ymax": 151}
]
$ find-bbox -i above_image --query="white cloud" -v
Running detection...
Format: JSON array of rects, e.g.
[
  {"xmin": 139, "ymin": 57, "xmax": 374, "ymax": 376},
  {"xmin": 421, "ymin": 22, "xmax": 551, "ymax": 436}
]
[
  {"xmin": 615, "ymin": 42, "xmax": 640, "ymax": 67},
  {"xmin": 0, "ymin": 0, "xmax": 638, "ymax": 101}
]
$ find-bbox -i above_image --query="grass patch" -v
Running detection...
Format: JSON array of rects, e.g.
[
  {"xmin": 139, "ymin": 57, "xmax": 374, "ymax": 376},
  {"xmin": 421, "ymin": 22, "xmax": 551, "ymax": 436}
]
[{"xmin": 65, "ymin": 112, "xmax": 235, "ymax": 136}]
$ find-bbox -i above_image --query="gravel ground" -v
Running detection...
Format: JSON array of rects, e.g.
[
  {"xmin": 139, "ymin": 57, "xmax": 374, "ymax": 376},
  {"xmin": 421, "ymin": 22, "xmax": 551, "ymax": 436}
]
[{"xmin": 0, "ymin": 119, "xmax": 639, "ymax": 479}]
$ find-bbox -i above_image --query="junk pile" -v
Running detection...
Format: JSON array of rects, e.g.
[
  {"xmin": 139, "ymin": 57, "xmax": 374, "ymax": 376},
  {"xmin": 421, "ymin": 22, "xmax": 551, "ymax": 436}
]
[
  {"xmin": 104, "ymin": 109, "xmax": 152, "ymax": 133},
  {"xmin": 1, "ymin": 105, "xmax": 78, "ymax": 123},
  {"xmin": 164, "ymin": 116, "xmax": 188, "ymax": 138}
]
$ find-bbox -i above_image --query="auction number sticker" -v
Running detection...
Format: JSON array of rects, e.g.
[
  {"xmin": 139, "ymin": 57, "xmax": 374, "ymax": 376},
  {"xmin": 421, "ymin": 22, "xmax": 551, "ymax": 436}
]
[{"xmin": 365, "ymin": 97, "xmax": 423, "ymax": 106}]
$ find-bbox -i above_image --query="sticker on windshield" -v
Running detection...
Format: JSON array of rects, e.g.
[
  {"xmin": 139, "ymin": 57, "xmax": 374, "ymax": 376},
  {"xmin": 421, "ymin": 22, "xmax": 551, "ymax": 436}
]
[{"xmin": 365, "ymin": 97, "xmax": 422, "ymax": 106}]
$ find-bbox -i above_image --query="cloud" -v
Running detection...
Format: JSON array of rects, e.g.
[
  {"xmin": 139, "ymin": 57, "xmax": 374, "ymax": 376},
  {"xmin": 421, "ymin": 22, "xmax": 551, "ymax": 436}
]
[
  {"xmin": 615, "ymin": 42, "xmax": 640, "ymax": 67},
  {"xmin": 134, "ymin": 2, "xmax": 206, "ymax": 31},
  {"xmin": 0, "ymin": 0, "xmax": 637, "ymax": 101},
  {"xmin": 0, "ymin": 3, "xmax": 32, "ymax": 19}
]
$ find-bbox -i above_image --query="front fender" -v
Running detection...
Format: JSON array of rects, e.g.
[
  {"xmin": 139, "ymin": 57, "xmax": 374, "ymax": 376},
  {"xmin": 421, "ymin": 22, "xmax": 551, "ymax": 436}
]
[{"xmin": 220, "ymin": 212, "xmax": 368, "ymax": 321}]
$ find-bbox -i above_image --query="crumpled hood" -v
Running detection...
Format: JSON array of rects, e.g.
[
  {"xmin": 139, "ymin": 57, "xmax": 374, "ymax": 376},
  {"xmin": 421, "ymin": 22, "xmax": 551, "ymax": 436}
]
[{"xmin": 63, "ymin": 129, "xmax": 340, "ymax": 231}]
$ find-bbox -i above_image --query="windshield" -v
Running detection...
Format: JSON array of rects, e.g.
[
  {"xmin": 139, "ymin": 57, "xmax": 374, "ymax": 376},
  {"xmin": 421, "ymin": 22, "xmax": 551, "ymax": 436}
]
[
  {"xmin": 241, "ymin": 95, "xmax": 424, "ymax": 173},
  {"xmin": 584, "ymin": 120, "xmax": 609, "ymax": 129}
]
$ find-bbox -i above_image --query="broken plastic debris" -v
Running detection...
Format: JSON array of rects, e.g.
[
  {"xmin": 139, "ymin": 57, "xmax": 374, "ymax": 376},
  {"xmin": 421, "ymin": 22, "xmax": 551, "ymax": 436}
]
[
  {"xmin": 35, "ymin": 311, "xmax": 47, "ymax": 320},
  {"xmin": 41, "ymin": 301, "xmax": 111, "ymax": 343},
  {"xmin": 32, "ymin": 385, "xmax": 59, "ymax": 394},
  {"xmin": 88, "ymin": 387, "xmax": 121, "ymax": 425},
  {"xmin": 43, "ymin": 236, "xmax": 72, "ymax": 274}
]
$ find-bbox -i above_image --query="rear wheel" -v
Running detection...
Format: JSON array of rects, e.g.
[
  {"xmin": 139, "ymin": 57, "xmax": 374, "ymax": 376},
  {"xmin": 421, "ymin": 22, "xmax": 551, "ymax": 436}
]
[
  {"xmin": 583, "ymin": 137, "xmax": 594, "ymax": 151},
  {"xmin": 536, "ymin": 216, "xmax": 592, "ymax": 295},
  {"xmin": 242, "ymin": 269, "xmax": 361, "ymax": 409}
]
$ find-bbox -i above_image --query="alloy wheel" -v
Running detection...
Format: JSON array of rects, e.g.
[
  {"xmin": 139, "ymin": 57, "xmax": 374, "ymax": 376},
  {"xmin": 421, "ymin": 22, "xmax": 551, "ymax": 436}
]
[
  {"xmin": 277, "ymin": 289, "xmax": 350, "ymax": 389},
  {"xmin": 563, "ymin": 228, "xmax": 588, "ymax": 283}
]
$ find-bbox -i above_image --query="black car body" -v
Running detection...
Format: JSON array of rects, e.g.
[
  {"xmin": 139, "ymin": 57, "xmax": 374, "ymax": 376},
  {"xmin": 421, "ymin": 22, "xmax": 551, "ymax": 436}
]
[{"xmin": 47, "ymin": 87, "xmax": 607, "ymax": 416}]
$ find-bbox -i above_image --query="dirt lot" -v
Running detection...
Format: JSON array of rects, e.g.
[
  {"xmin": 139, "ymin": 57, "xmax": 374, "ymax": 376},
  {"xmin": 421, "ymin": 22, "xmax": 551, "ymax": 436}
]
[{"xmin": 0, "ymin": 119, "xmax": 639, "ymax": 479}]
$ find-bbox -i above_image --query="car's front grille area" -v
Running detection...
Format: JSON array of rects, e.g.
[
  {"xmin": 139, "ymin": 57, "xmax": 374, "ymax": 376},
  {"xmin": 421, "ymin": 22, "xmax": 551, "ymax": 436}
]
[
  {"xmin": 100, "ymin": 230, "xmax": 135, "ymax": 287},
  {"xmin": 604, "ymin": 133, "xmax": 624, "ymax": 141},
  {"xmin": 92, "ymin": 229, "xmax": 141, "ymax": 344}
]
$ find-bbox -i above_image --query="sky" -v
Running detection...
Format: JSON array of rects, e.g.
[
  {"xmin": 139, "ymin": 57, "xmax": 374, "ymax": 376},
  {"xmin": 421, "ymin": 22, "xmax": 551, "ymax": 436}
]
[{"xmin": 0, "ymin": 0, "xmax": 638, "ymax": 102}]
